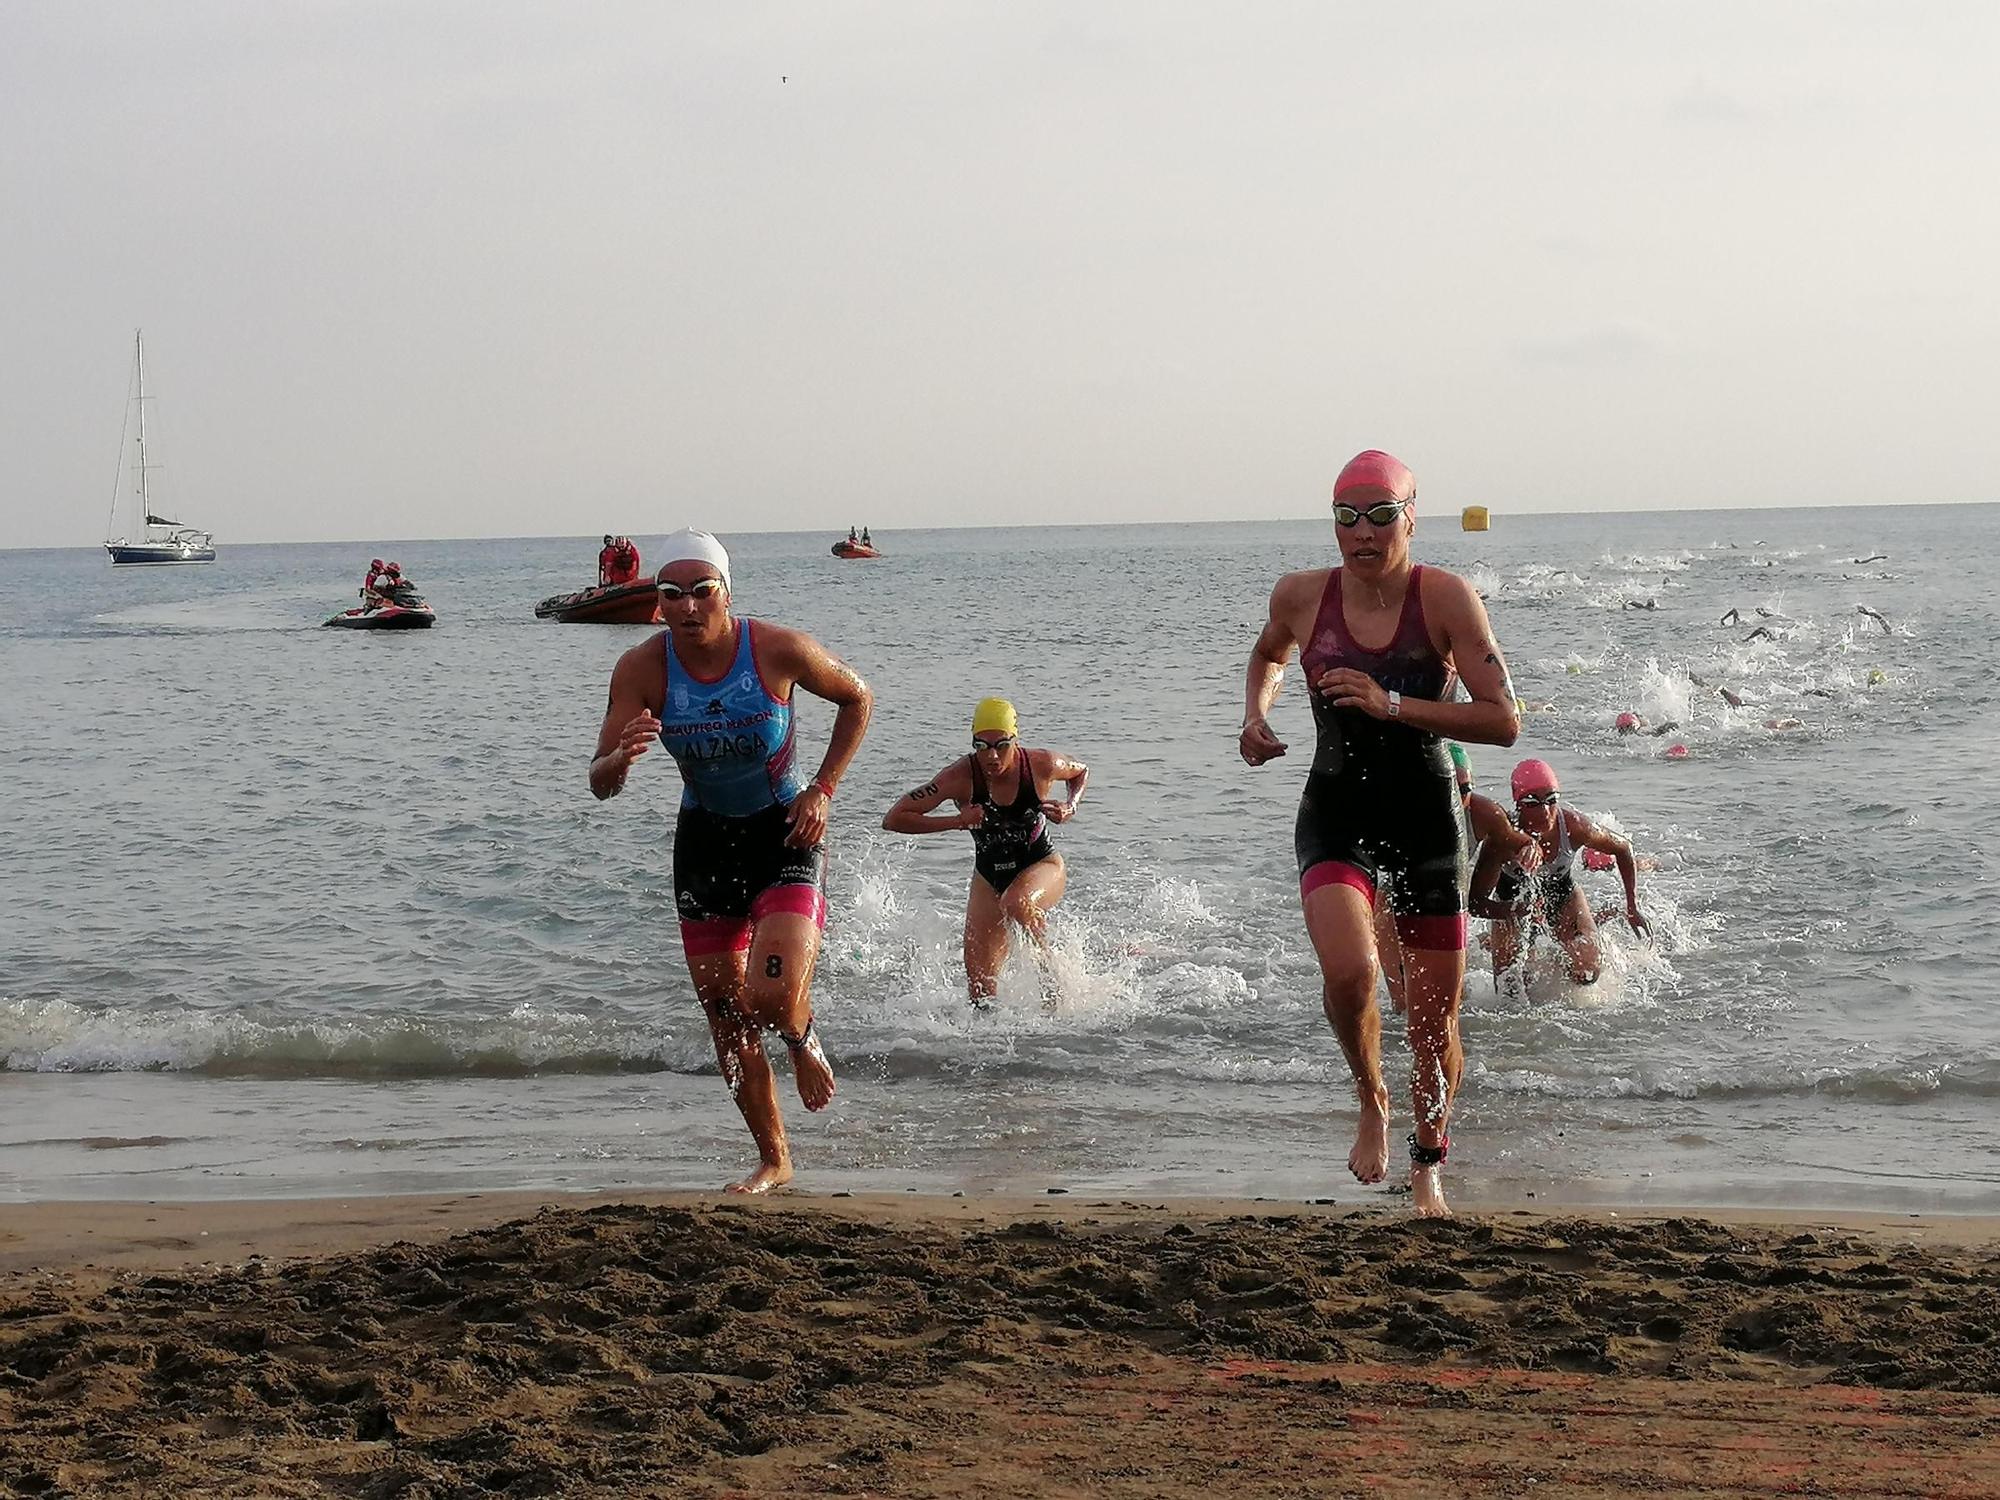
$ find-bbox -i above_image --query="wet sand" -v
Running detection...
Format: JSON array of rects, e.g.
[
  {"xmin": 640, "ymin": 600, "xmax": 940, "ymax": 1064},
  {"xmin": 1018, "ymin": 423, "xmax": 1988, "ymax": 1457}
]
[{"xmin": 4, "ymin": 1191, "xmax": 1998, "ymax": 1497}]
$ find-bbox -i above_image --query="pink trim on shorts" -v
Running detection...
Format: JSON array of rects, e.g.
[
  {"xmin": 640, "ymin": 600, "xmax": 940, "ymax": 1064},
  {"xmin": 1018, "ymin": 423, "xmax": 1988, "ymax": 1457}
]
[
  {"xmin": 1300, "ymin": 860, "xmax": 1375, "ymax": 908},
  {"xmin": 680, "ymin": 916, "xmax": 753, "ymax": 958},
  {"xmin": 1394, "ymin": 912, "xmax": 1468, "ymax": 951},
  {"xmin": 751, "ymin": 883, "xmax": 827, "ymax": 928}
]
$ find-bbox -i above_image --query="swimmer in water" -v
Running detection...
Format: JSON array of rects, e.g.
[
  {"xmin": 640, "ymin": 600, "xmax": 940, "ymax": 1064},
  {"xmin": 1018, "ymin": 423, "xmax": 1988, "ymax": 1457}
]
[
  {"xmin": 1240, "ymin": 449, "xmax": 1519, "ymax": 1218},
  {"xmin": 587, "ymin": 529, "xmax": 873, "ymax": 1195},
  {"xmin": 881, "ymin": 698, "xmax": 1087, "ymax": 1007},
  {"xmin": 1857, "ymin": 605, "xmax": 1890, "ymax": 633},
  {"xmin": 1622, "ymin": 599, "xmax": 1659, "ymax": 611},
  {"xmin": 1472, "ymin": 760, "xmax": 1651, "ymax": 989},
  {"xmin": 1614, "ymin": 712, "xmax": 1680, "ymax": 737},
  {"xmin": 1719, "ymin": 608, "xmax": 1742, "ymax": 626}
]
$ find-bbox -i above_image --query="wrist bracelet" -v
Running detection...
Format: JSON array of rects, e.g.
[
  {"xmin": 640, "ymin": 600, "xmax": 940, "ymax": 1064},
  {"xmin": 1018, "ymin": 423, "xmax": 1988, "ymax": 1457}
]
[
  {"xmin": 810, "ymin": 775, "xmax": 836, "ymax": 799},
  {"xmin": 1387, "ymin": 690, "xmax": 1403, "ymax": 718}
]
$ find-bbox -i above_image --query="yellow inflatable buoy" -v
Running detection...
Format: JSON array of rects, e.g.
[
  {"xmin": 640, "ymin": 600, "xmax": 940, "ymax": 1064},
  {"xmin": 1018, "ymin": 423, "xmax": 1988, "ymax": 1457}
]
[
  {"xmin": 1461, "ymin": 505, "xmax": 1489, "ymax": 532},
  {"xmin": 1867, "ymin": 668, "xmax": 1887, "ymax": 685}
]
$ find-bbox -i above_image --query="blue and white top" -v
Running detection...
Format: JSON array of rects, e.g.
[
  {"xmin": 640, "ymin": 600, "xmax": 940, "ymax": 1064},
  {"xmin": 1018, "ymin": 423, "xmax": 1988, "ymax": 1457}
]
[{"xmin": 657, "ymin": 620, "xmax": 801, "ymax": 816}]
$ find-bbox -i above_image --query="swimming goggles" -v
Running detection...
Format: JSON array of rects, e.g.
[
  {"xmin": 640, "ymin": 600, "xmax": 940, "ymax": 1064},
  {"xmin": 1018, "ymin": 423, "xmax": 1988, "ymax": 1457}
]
[
  {"xmin": 1333, "ymin": 500, "xmax": 1410, "ymax": 527},
  {"xmin": 657, "ymin": 578, "xmax": 725, "ymax": 601},
  {"xmin": 972, "ymin": 735, "xmax": 1017, "ymax": 752},
  {"xmin": 1515, "ymin": 791, "xmax": 1559, "ymax": 807}
]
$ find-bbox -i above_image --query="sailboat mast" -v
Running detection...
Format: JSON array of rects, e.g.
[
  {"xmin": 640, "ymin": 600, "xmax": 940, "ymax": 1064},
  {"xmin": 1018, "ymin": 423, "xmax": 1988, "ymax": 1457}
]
[{"xmin": 134, "ymin": 329, "xmax": 151, "ymax": 521}]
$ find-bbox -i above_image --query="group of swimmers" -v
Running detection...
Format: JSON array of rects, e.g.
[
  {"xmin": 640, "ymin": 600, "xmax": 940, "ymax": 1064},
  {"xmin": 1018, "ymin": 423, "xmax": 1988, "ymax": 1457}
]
[{"xmin": 583, "ymin": 450, "xmax": 1654, "ymax": 1216}]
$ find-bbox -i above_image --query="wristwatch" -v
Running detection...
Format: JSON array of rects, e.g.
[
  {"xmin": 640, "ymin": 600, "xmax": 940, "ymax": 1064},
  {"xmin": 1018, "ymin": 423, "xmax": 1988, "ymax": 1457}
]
[{"xmin": 1387, "ymin": 691, "xmax": 1403, "ymax": 718}]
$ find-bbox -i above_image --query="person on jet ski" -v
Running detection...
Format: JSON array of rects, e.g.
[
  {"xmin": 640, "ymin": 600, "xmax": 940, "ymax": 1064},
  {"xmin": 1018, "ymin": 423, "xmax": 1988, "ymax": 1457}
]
[
  {"xmin": 377, "ymin": 563, "xmax": 419, "ymax": 607},
  {"xmin": 362, "ymin": 558, "xmax": 388, "ymax": 600}
]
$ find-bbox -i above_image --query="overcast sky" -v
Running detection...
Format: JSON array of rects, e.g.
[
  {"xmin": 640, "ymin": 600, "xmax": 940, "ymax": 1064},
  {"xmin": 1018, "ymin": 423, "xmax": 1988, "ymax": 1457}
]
[{"xmin": 5, "ymin": 2, "xmax": 1998, "ymax": 547}]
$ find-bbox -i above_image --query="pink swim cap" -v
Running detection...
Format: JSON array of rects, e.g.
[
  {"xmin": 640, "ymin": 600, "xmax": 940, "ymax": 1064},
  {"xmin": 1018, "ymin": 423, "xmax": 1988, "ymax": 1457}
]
[
  {"xmin": 1665, "ymin": 743, "xmax": 1690, "ymax": 760},
  {"xmin": 1614, "ymin": 711, "xmax": 1640, "ymax": 732},
  {"xmin": 1333, "ymin": 450, "xmax": 1417, "ymax": 504},
  {"xmin": 1583, "ymin": 849, "xmax": 1615, "ymax": 871},
  {"xmin": 1510, "ymin": 758, "xmax": 1560, "ymax": 799}
]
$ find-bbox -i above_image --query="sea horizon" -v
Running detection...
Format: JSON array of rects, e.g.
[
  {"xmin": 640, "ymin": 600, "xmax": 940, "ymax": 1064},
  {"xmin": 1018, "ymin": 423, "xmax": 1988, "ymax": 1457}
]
[{"xmin": 11, "ymin": 495, "xmax": 1996, "ymax": 554}]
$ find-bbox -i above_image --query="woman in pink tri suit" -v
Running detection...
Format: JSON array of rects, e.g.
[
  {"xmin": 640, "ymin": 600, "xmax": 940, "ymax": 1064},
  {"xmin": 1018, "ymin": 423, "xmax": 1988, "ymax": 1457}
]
[{"xmin": 1239, "ymin": 451, "xmax": 1519, "ymax": 1217}]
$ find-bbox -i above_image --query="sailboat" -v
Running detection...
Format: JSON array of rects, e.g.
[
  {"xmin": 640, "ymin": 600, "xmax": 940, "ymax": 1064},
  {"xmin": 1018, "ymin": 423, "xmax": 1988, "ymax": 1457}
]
[{"xmin": 103, "ymin": 331, "xmax": 216, "ymax": 565}]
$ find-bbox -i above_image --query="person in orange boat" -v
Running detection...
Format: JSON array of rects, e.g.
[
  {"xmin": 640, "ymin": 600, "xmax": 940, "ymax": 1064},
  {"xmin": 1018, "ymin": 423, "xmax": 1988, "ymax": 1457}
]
[{"xmin": 605, "ymin": 536, "xmax": 642, "ymax": 586}]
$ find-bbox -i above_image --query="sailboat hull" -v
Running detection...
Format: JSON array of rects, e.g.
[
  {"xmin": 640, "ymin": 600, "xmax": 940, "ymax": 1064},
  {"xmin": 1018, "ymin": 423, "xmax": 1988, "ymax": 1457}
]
[
  {"xmin": 106, "ymin": 541, "xmax": 217, "ymax": 565},
  {"xmin": 104, "ymin": 332, "xmax": 218, "ymax": 565}
]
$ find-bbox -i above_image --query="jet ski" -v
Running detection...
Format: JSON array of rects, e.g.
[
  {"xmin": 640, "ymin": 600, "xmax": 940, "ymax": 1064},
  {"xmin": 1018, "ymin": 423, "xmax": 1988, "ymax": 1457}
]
[
  {"xmin": 325, "ymin": 587, "xmax": 436, "ymax": 629},
  {"xmin": 533, "ymin": 580, "xmax": 662, "ymax": 624}
]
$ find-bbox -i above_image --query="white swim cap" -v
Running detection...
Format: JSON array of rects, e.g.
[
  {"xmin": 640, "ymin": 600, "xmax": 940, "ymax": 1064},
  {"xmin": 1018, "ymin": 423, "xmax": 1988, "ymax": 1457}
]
[{"xmin": 657, "ymin": 528, "xmax": 731, "ymax": 593}]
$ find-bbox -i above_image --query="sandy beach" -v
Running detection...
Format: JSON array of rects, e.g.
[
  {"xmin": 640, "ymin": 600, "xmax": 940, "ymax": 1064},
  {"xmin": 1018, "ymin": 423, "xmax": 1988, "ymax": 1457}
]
[{"xmin": 4, "ymin": 1191, "xmax": 1997, "ymax": 1498}]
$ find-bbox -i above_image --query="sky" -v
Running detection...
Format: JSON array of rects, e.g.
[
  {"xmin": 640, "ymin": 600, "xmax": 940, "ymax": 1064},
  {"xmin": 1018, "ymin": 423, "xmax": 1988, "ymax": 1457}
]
[{"xmin": 5, "ymin": 2, "xmax": 1999, "ymax": 548}]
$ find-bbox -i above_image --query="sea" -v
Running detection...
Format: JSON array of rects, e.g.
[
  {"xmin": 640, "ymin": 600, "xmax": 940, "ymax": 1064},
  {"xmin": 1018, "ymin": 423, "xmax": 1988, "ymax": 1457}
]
[{"xmin": 4, "ymin": 509, "xmax": 1997, "ymax": 1213}]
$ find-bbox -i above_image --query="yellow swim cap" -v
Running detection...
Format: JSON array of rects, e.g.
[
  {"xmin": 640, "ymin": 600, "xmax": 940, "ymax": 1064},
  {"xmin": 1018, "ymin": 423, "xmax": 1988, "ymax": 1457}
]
[{"xmin": 971, "ymin": 697, "xmax": 1018, "ymax": 736}]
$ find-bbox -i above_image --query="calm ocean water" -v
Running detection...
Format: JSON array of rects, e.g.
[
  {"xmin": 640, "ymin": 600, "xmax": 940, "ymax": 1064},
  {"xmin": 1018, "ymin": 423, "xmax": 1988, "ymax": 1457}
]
[{"xmin": 4, "ymin": 510, "xmax": 1997, "ymax": 1211}]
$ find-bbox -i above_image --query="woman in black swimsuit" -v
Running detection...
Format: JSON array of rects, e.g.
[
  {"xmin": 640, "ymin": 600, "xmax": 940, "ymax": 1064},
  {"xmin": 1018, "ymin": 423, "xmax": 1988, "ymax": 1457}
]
[
  {"xmin": 1239, "ymin": 450, "xmax": 1519, "ymax": 1217},
  {"xmin": 882, "ymin": 698, "xmax": 1089, "ymax": 1005}
]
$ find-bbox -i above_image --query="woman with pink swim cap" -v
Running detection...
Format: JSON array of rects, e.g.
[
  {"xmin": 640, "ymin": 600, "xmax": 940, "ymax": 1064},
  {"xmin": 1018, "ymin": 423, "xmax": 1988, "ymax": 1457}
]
[
  {"xmin": 1470, "ymin": 758, "xmax": 1651, "ymax": 989},
  {"xmin": 1239, "ymin": 448, "xmax": 1520, "ymax": 1218}
]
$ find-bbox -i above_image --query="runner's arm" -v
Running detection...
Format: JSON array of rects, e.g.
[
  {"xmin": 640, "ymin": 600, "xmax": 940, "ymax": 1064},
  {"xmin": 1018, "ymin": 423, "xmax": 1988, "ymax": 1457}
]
[
  {"xmin": 589, "ymin": 645, "xmax": 663, "ymax": 800},
  {"xmin": 1039, "ymin": 750, "xmax": 1089, "ymax": 822},
  {"xmin": 769, "ymin": 628, "xmax": 873, "ymax": 846},
  {"xmin": 1241, "ymin": 578, "xmax": 1302, "ymax": 764},
  {"xmin": 882, "ymin": 761, "xmax": 977, "ymax": 834},
  {"xmin": 1466, "ymin": 839, "xmax": 1520, "ymax": 920},
  {"xmin": 1574, "ymin": 812, "xmax": 1648, "ymax": 934},
  {"xmin": 1472, "ymin": 795, "xmax": 1541, "ymax": 872}
]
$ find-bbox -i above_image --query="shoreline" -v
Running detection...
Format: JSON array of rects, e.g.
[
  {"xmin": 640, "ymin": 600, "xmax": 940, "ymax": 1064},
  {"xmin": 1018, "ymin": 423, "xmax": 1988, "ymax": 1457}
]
[{"xmin": 6, "ymin": 1186, "xmax": 1997, "ymax": 1283}]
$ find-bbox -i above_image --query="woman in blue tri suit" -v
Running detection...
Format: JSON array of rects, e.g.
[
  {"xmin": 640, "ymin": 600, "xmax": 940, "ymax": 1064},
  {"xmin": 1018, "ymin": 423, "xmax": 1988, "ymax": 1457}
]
[
  {"xmin": 1239, "ymin": 450, "xmax": 1519, "ymax": 1218},
  {"xmin": 589, "ymin": 529, "xmax": 873, "ymax": 1195}
]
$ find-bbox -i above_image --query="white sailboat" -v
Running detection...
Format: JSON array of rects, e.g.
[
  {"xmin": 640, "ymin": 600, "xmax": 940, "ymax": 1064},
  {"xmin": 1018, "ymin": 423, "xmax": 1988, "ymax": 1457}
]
[{"xmin": 104, "ymin": 330, "xmax": 216, "ymax": 565}]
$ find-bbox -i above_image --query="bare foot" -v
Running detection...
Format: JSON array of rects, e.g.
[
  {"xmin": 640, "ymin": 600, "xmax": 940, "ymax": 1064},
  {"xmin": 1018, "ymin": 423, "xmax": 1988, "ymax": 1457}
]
[
  {"xmin": 787, "ymin": 1023, "xmax": 836, "ymax": 1112},
  {"xmin": 1348, "ymin": 1094, "xmax": 1391, "ymax": 1184},
  {"xmin": 725, "ymin": 1159, "xmax": 793, "ymax": 1195},
  {"xmin": 1411, "ymin": 1164, "xmax": 1452, "ymax": 1218}
]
